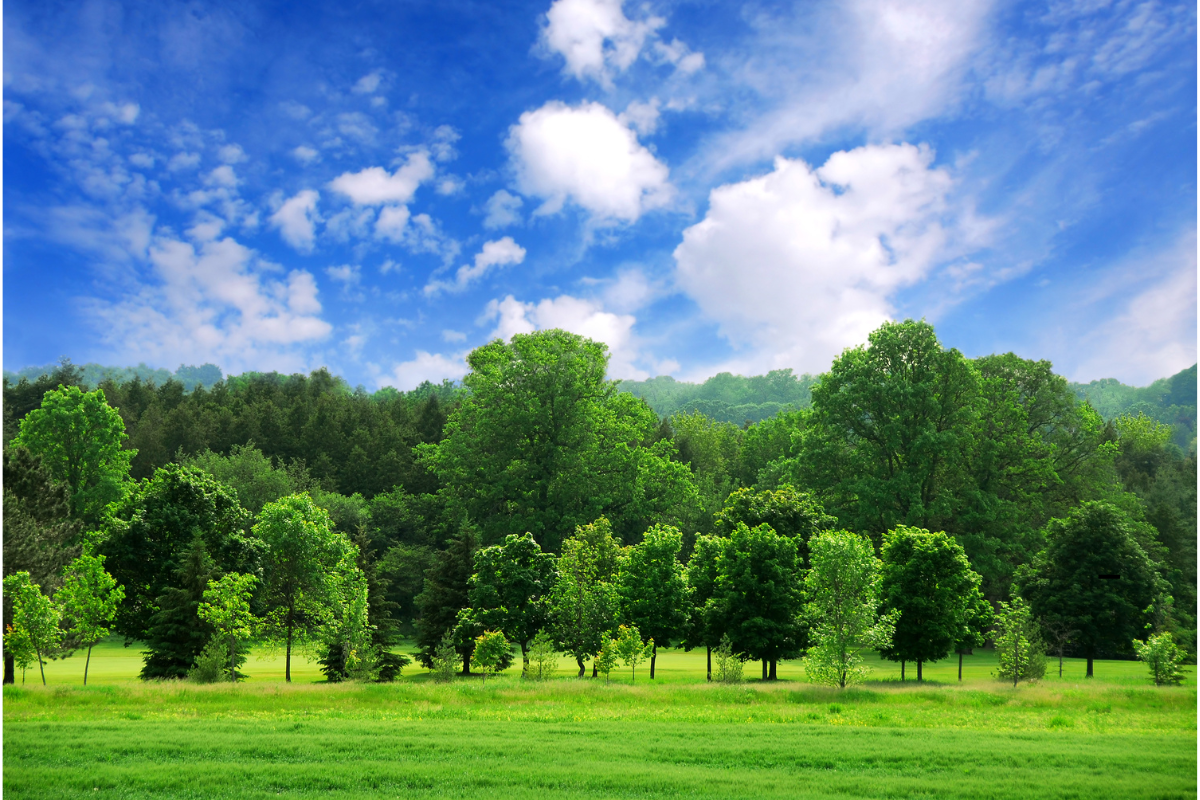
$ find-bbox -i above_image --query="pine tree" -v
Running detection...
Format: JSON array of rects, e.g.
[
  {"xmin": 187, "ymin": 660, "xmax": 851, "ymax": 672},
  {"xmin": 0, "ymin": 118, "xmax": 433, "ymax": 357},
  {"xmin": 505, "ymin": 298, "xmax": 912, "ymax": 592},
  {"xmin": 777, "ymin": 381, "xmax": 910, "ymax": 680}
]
[
  {"xmin": 414, "ymin": 525, "xmax": 478, "ymax": 673},
  {"xmin": 139, "ymin": 538, "xmax": 226, "ymax": 679}
]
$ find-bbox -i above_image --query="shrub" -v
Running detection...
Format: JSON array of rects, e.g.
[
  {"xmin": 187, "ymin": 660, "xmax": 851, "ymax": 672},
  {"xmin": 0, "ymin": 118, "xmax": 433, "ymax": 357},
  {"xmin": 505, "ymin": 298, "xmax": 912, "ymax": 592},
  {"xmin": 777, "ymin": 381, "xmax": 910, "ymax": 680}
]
[
  {"xmin": 526, "ymin": 630, "xmax": 558, "ymax": 681},
  {"xmin": 1133, "ymin": 632, "xmax": 1185, "ymax": 686},
  {"xmin": 430, "ymin": 631, "xmax": 458, "ymax": 683},
  {"xmin": 188, "ymin": 639, "xmax": 227, "ymax": 684},
  {"xmin": 714, "ymin": 634, "xmax": 744, "ymax": 684}
]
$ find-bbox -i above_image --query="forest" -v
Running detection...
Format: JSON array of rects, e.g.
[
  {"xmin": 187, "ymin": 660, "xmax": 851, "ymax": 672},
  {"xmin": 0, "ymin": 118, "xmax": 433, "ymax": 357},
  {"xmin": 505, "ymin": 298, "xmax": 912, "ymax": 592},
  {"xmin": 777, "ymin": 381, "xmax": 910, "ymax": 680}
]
[{"xmin": 3, "ymin": 319, "xmax": 1196, "ymax": 688}]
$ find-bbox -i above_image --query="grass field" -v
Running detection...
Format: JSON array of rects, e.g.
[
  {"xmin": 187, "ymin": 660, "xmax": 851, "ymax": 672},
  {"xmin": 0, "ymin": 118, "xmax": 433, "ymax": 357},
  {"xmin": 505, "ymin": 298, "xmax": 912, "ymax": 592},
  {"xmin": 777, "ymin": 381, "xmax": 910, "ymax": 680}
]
[{"xmin": 4, "ymin": 639, "xmax": 1196, "ymax": 798}]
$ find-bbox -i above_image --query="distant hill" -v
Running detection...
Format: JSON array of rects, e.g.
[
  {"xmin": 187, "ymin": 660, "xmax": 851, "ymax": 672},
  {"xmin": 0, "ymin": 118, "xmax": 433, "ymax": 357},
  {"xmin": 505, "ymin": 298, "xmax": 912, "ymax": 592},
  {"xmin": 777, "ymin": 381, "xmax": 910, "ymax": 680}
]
[
  {"xmin": 4, "ymin": 361, "xmax": 224, "ymax": 392},
  {"xmin": 1069, "ymin": 364, "xmax": 1197, "ymax": 450},
  {"xmin": 619, "ymin": 369, "xmax": 818, "ymax": 425}
]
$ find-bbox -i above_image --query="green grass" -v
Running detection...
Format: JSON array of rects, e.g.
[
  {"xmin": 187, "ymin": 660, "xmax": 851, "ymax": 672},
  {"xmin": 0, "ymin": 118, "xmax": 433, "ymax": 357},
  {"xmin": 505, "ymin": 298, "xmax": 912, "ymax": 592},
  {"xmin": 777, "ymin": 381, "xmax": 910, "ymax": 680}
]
[{"xmin": 5, "ymin": 641, "xmax": 1195, "ymax": 798}]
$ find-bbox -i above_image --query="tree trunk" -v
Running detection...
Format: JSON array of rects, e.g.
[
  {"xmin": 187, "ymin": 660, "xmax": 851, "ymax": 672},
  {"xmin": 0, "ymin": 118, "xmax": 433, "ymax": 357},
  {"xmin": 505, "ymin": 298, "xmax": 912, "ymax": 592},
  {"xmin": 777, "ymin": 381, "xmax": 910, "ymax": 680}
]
[
  {"xmin": 521, "ymin": 641, "xmax": 529, "ymax": 676},
  {"xmin": 230, "ymin": 638, "xmax": 237, "ymax": 683},
  {"xmin": 917, "ymin": 659, "xmax": 923, "ymax": 682},
  {"xmin": 650, "ymin": 642, "xmax": 657, "ymax": 679},
  {"xmin": 285, "ymin": 621, "xmax": 293, "ymax": 683},
  {"xmin": 706, "ymin": 646, "xmax": 712, "ymax": 682},
  {"xmin": 901, "ymin": 661, "xmax": 905, "ymax": 682},
  {"xmin": 37, "ymin": 650, "xmax": 46, "ymax": 686},
  {"xmin": 958, "ymin": 652, "xmax": 963, "ymax": 682},
  {"xmin": 576, "ymin": 656, "xmax": 585, "ymax": 677},
  {"xmin": 1058, "ymin": 651, "xmax": 1063, "ymax": 678},
  {"xmin": 84, "ymin": 644, "xmax": 94, "ymax": 686},
  {"xmin": 761, "ymin": 659, "xmax": 768, "ymax": 680},
  {"xmin": 1086, "ymin": 655, "xmax": 1093, "ymax": 678},
  {"xmin": 4, "ymin": 652, "xmax": 14, "ymax": 684},
  {"xmin": 768, "ymin": 659, "xmax": 777, "ymax": 680},
  {"xmin": 592, "ymin": 661, "xmax": 598, "ymax": 678}
]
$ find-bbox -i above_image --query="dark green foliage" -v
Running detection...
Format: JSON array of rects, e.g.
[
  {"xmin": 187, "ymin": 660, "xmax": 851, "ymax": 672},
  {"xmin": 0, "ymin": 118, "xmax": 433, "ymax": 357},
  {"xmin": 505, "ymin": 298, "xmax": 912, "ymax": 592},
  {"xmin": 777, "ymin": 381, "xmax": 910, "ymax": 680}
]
[
  {"xmin": 713, "ymin": 485, "xmax": 836, "ymax": 565},
  {"xmin": 413, "ymin": 527, "xmax": 478, "ymax": 672},
  {"xmin": 465, "ymin": 533, "xmax": 557, "ymax": 667},
  {"xmin": 617, "ymin": 524, "xmax": 690, "ymax": 677},
  {"xmin": 2, "ymin": 358, "xmax": 86, "ymax": 445}
]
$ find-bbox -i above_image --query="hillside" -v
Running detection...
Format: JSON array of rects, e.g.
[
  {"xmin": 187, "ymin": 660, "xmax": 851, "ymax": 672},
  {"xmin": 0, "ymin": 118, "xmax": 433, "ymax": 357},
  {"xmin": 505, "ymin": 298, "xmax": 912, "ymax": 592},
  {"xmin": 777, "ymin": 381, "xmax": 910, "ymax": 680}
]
[{"xmin": 1069, "ymin": 364, "xmax": 1197, "ymax": 449}]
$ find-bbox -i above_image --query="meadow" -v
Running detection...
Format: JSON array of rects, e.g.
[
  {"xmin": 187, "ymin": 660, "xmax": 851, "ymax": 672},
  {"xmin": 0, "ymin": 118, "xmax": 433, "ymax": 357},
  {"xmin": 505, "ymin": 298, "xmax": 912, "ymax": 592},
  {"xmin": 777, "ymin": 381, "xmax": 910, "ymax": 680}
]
[{"xmin": 3, "ymin": 639, "xmax": 1195, "ymax": 799}]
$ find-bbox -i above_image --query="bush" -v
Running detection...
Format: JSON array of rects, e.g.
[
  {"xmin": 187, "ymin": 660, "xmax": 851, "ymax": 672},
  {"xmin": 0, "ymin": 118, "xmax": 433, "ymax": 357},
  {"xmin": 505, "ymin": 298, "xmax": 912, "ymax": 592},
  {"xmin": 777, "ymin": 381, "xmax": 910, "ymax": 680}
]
[
  {"xmin": 188, "ymin": 639, "xmax": 227, "ymax": 684},
  {"xmin": 526, "ymin": 630, "xmax": 557, "ymax": 681},
  {"xmin": 1133, "ymin": 632, "xmax": 1185, "ymax": 686},
  {"xmin": 430, "ymin": 631, "xmax": 457, "ymax": 683},
  {"xmin": 714, "ymin": 634, "xmax": 743, "ymax": 684}
]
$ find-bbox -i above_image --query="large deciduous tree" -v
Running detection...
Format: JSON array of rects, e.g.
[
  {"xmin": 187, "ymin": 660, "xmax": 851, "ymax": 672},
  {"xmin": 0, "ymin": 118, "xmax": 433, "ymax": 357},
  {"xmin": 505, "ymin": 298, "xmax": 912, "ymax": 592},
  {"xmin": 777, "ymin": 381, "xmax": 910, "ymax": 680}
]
[
  {"xmin": 465, "ymin": 533, "xmax": 557, "ymax": 673},
  {"xmin": 713, "ymin": 485, "xmax": 836, "ymax": 565},
  {"xmin": 617, "ymin": 524, "xmax": 690, "ymax": 679},
  {"xmin": 684, "ymin": 534, "xmax": 725, "ymax": 681}
]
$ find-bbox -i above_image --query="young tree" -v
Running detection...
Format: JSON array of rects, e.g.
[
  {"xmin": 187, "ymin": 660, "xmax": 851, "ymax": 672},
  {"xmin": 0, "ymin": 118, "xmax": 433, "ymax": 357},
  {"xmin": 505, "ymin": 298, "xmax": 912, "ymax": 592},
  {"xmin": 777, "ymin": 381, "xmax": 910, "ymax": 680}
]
[
  {"xmin": 3, "ymin": 572, "xmax": 63, "ymax": 686},
  {"xmin": 1132, "ymin": 632, "xmax": 1185, "ymax": 686},
  {"xmin": 684, "ymin": 534, "xmax": 726, "ymax": 681},
  {"xmin": 471, "ymin": 630, "xmax": 510, "ymax": 685},
  {"xmin": 549, "ymin": 518, "xmax": 622, "ymax": 677},
  {"xmin": 197, "ymin": 572, "xmax": 258, "ymax": 682},
  {"xmin": 1041, "ymin": 617, "xmax": 1079, "ymax": 679},
  {"xmin": 713, "ymin": 633, "xmax": 743, "ymax": 684},
  {"xmin": 1018, "ymin": 502, "xmax": 1166, "ymax": 677},
  {"xmin": 594, "ymin": 637, "xmax": 619, "ymax": 684},
  {"xmin": 617, "ymin": 524, "xmax": 690, "ymax": 679},
  {"xmin": 56, "ymin": 551, "xmax": 125, "ymax": 685},
  {"xmin": 613, "ymin": 624, "xmax": 652, "ymax": 684},
  {"xmin": 993, "ymin": 597, "xmax": 1045, "ymax": 687},
  {"xmin": 320, "ymin": 558, "xmax": 377, "ymax": 682},
  {"xmin": 802, "ymin": 530, "xmax": 897, "ymax": 689},
  {"xmin": 709, "ymin": 522, "xmax": 804, "ymax": 680},
  {"xmin": 429, "ymin": 631, "xmax": 458, "ymax": 683},
  {"xmin": 954, "ymin": 591, "xmax": 994, "ymax": 682},
  {"xmin": 12, "ymin": 385, "xmax": 136, "ymax": 525},
  {"xmin": 526, "ymin": 630, "xmax": 558, "ymax": 681},
  {"xmin": 879, "ymin": 526, "xmax": 987, "ymax": 681},
  {"xmin": 255, "ymin": 493, "xmax": 354, "ymax": 682},
  {"xmin": 465, "ymin": 533, "xmax": 557, "ymax": 671},
  {"xmin": 5, "ymin": 623, "xmax": 37, "ymax": 683}
]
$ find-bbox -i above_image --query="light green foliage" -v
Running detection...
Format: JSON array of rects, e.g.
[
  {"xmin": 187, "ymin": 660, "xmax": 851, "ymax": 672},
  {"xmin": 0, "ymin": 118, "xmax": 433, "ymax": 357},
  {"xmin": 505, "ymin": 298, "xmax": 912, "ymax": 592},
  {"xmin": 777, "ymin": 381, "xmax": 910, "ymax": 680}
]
[
  {"xmin": 12, "ymin": 385, "xmax": 135, "ymax": 524},
  {"xmin": 550, "ymin": 517, "xmax": 623, "ymax": 676},
  {"xmin": 803, "ymin": 530, "xmax": 897, "ymax": 689},
  {"xmin": 617, "ymin": 524, "xmax": 690, "ymax": 676},
  {"xmin": 3, "ymin": 572, "xmax": 62, "ymax": 686},
  {"xmin": 594, "ymin": 637, "xmax": 619, "ymax": 683},
  {"xmin": 198, "ymin": 572, "xmax": 258, "ymax": 683},
  {"xmin": 466, "ymin": 533, "xmax": 557, "ymax": 670},
  {"xmin": 526, "ymin": 630, "xmax": 558, "ymax": 681},
  {"xmin": 994, "ymin": 598, "xmax": 1046, "ymax": 687},
  {"xmin": 183, "ymin": 443, "xmax": 310, "ymax": 516},
  {"xmin": 4, "ymin": 623, "xmax": 37, "ymax": 683},
  {"xmin": 683, "ymin": 534, "xmax": 724, "ymax": 665},
  {"xmin": 55, "ymin": 551, "xmax": 125, "ymax": 685},
  {"xmin": 1133, "ymin": 632, "xmax": 1185, "ymax": 686},
  {"xmin": 187, "ymin": 638, "xmax": 228, "ymax": 684},
  {"xmin": 322, "ymin": 558, "xmax": 377, "ymax": 682},
  {"xmin": 614, "ymin": 624, "xmax": 653, "ymax": 684},
  {"xmin": 713, "ymin": 634, "xmax": 743, "ymax": 684},
  {"xmin": 471, "ymin": 630, "xmax": 510, "ymax": 684},
  {"xmin": 430, "ymin": 631, "xmax": 458, "ymax": 683}
]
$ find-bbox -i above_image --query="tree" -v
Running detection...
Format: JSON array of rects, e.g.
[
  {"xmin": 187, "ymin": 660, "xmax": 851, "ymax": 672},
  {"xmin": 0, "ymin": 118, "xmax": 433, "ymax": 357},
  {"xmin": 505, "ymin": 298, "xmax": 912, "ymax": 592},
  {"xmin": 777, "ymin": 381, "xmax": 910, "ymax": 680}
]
[
  {"xmin": 12, "ymin": 385, "xmax": 136, "ymax": 525},
  {"xmin": 5, "ymin": 622, "xmax": 37, "ymax": 683},
  {"xmin": 465, "ymin": 533, "xmax": 557, "ymax": 671},
  {"xmin": 471, "ymin": 630, "xmax": 510, "ymax": 685},
  {"xmin": 320, "ymin": 557, "xmax": 377, "ymax": 682},
  {"xmin": 993, "ymin": 598, "xmax": 1045, "ymax": 687},
  {"xmin": 56, "ymin": 551, "xmax": 125, "ymax": 685},
  {"xmin": 802, "ymin": 530, "xmax": 897, "ymax": 688},
  {"xmin": 1018, "ymin": 502, "xmax": 1166, "ymax": 677},
  {"xmin": 613, "ymin": 624, "xmax": 652, "ymax": 684},
  {"xmin": 254, "ymin": 493, "xmax": 353, "ymax": 682},
  {"xmin": 709, "ymin": 522, "xmax": 804, "ymax": 680},
  {"xmin": 197, "ymin": 572, "xmax": 258, "ymax": 682},
  {"xmin": 549, "ymin": 518, "xmax": 623, "ymax": 677},
  {"xmin": 414, "ymin": 525, "xmax": 478, "ymax": 673},
  {"xmin": 594, "ymin": 637, "xmax": 619, "ymax": 684},
  {"xmin": 429, "ymin": 631, "xmax": 457, "ymax": 683},
  {"xmin": 1132, "ymin": 633, "xmax": 1185, "ymax": 686},
  {"xmin": 953, "ymin": 591, "xmax": 994, "ymax": 682},
  {"xmin": 713, "ymin": 633, "xmax": 743, "ymax": 684},
  {"xmin": 713, "ymin": 485, "xmax": 837, "ymax": 564},
  {"xmin": 418, "ymin": 330, "xmax": 696, "ymax": 552},
  {"xmin": 684, "ymin": 535, "xmax": 725, "ymax": 681},
  {"xmin": 3, "ymin": 573, "xmax": 62, "ymax": 686},
  {"xmin": 526, "ymin": 630, "xmax": 558, "ymax": 681},
  {"xmin": 1041, "ymin": 617, "xmax": 1079, "ymax": 679},
  {"xmin": 878, "ymin": 526, "xmax": 987, "ymax": 682},
  {"xmin": 617, "ymin": 524, "xmax": 690, "ymax": 679},
  {"xmin": 139, "ymin": 537, "xmax": 221, "ymax": 679},
  {"xmin": 184, "ymin": 443, "xmax": 310, "ymax": 516}
]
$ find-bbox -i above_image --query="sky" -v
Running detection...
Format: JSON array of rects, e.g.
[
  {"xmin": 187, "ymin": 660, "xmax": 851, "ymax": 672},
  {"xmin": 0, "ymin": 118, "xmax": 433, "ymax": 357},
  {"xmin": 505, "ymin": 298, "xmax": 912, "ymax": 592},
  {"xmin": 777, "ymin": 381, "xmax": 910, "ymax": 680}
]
[{"xmin": 3, "ymin": 0, "xmax": 1196, "ymax": 390}]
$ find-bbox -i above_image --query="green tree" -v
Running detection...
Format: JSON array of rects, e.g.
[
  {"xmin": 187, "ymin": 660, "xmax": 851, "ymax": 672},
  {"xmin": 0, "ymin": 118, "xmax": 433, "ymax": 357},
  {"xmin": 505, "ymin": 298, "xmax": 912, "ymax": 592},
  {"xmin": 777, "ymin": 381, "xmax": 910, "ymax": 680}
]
[
  {"xmin": 320, "ymin": 557, "xmax": 376, "ymax": 682},
  {"xmin": 878, "ymin": 526, "xmax": 987, "ymax": 682},
  {"xmin": 709, "ymin": 522, "xmax": 804, "ymax": 680},
  {"xmin": 471, "ymin": 630, "xmax": 510, "ymax": 685},
  {"xmin": 549, "ymin": 518, "xmax": 622, "ymax": 677},
  {"xmin": 254, "ymin": 493, "xmax": 353, "ymax": 682},
  {"xmin": 993, "ymin": 598, "xmax": 1045, "ymax": 687},
  {"xmin": 184, "ymin": 443, "xmax": 311, "ymax": 516},
  {"xmin": 684, "ymin": 534, "xmax": 726, "ymax": 681},
  {"xmin": 617, "ymin": 524, "xmax": 690, "ymax": 679},
  {"xmin": 414, "ymin": 525, "xmax": 478, "ymax": 673},
  {"xmin": 526, "ymin": 630, "xmax": 559, "ymax": 681},
  {"xmin": 613, "ymin": 624, "xmax": 652, "ymax": 684},
  {"xmin": 465, "ymin": 533, "xmax": 557, "ymax": 671},
  {"xmin": 13, "ymin": 385, "xmax": 136, "ymax": 525},
  {"xmin": 55, "ymin": 551, "xmax": 125, "ymax": 685},
  {"xmin": 197, "ymin": 572, "xmax": 258, "ymax": 682},
  {"xmin": 713, "ymin": 485, "xmax": 837, "ymax": 564},
  {"xmin": 594, "ymin": 636, "xmax": 619, "ymax": 684},
  {"xmin": 954, "ymin": 591, "xmax": 995, "ymax": 682},
  {"xmin": 139, "ymin": 537, "xmax": 222, "ymax": 679},
  {"xmin": 4, "ymin": 622, "xmax": 37, "ymax": 683},
  {"xmin": 1018, "ymin": 502, "xmax": 1166, "ymax": 677},
  {"xmin": 713, "ymin": 633, "xmax": 743, "ymax": 684},
  {"xmin": 1132, "ymin": 632, "xmax": 1185, "ymax": 686},
  {"xmin": 429, "ymin": 631, "xmax": 457, "ymax": 683},
  {"xmin": 802, "ymin": 530, "xmax": 897, "ymax": 688},
  {"xmin": 3, "ymin": 572, "xmax": 62, "ymax": 686}
]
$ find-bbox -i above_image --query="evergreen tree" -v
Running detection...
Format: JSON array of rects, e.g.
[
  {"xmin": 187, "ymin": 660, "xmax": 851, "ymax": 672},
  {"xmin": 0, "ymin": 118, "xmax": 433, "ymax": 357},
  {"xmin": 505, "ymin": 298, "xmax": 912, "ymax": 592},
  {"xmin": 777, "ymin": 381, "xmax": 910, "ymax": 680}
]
[
  {"xmin": 414, "ymin": 525, "xmax": 478, "ymax": 673},
  {"xmin": 140, "ymin": 537, "xmax": 228, "ymax": 679}
]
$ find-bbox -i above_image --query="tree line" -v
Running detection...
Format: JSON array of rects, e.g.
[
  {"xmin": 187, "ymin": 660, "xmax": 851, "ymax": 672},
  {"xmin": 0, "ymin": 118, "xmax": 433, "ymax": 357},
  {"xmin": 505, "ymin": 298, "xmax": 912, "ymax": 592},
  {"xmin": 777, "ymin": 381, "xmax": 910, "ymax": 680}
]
[{"xmin": 2, "ymin": 321, "xmax": 1194, "ymax": 686}]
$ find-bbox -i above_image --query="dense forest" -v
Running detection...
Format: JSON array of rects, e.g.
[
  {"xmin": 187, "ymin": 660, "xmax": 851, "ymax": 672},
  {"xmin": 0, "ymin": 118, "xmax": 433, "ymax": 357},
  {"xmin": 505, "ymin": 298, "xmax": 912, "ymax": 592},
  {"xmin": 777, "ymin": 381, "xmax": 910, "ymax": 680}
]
[{"xmin": 3, "ymin": 321, "xmax": 1195, "ymax": 686}]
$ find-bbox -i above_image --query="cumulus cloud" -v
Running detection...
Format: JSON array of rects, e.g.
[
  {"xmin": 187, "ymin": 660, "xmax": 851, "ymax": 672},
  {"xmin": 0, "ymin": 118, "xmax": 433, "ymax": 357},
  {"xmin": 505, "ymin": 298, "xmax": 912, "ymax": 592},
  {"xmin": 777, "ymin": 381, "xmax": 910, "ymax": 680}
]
[
  {"xmin": 352, "ymin": 71, "xmax": 383, "ymax": 94},
  {"xmin": 483, "ymin": 190, "xmax": 524, "ymax": 229},
  {"xmin": 374, "ymin": 204, "xmax": 411, "ymax": 242},
  {"xmin": 674, "ymin": 143, "xmax": 957, "ymax": 375},
  {"xmin": 218, "ymin": 144, "xmax": 246, "ymax": 164},
  {"xmin": 292, "ymin": 145, "xmax": 320, "ymax": 165},
  {"xmin": 481, "ymin": 293, "xmax": 647, "ymax": 379},
  {"xmin": 425, "ymin": 237, "xmax": 527, "ymax": 296},
  {"xmin": 542, "ymin": 0, "xmax": 664, "ymax": 85},
  {"xmin": 325, "ymin": 264, "xmax": 361, "ymax": 286},
  {"xmin": 328, "ymin": 151, "xmax": 434, "ymax": 205},
  {"xmin": 507, "ymin": 101, "xmax": 672, "ymax": 223},
  {"xmin": 269, "ymin": 189, "xmax": 321, "ymax": 252},
  {"xmin": 381, "ymin": 350, "xmax": 469, "ymax": 391}
]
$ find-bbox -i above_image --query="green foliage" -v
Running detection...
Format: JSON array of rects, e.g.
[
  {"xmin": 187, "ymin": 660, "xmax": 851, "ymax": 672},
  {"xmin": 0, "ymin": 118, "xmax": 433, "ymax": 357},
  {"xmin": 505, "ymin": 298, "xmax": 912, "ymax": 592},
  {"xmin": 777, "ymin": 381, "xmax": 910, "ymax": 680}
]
[
  {"xmin": 713, "ymin": 634, "xmax": 743, "ymax": 684},
  {"xmin": 197, "ymin": 572, "xmax": 258, "ymax": 682},
  {"xmin": 183, "ymin": 443, "xmax": 311, "ymax": 516},
  {"xmin": 429, "ymin": 631, "xmax": 458, "ymax": 683},
  {"xmin": 4, "ymin": 622, "xmax": 37, "ymax": 683},
  {"xmin": 414, "ymin": 526, "xmax": 477, "ymax": 672},
  {"xmin": 526, "ymin": 630, "xmax": 558, "ymax": 681},
  {"xmin": 549, "ymin": 518, "xmax": 622, "ymax": 676},
  {"xmin": 1071, "ymin": 364, "xmax": 1196, "ymax": 450},
  {"xmin": 713, "ymin": 485, "xmax": 836, "ymax": 570},
  {"xmin": 879, "ymin": 526, "xmax": 987, "ymax": 679},
  {"xmin": 466, "ymin": 533, "xmax": 557, "ymax": 668},
  {"xmin": 619, "ymin": 369, "xmax": 817, "ymax": 424},
  {"xmin": 803, "ymin": 530, "xmax": 897, "ymax": 688},
  {"xmin": 3, "ymin": 572, "xmax": 62, "ymax": 686},
  {"xmin": 683, "ymin": 534, "xmax": 724, "ymax": 655},
  {"xmin": 320, "ymin": 558, "xmax": 377, "ymax": 682},
  {"xmin": 55, "ymin": 551, "xmax": 125, "ymax": 684},
  {"xmin": 614, "ymin": 624, "xmax": 653, "ymax": 684},
  {"xmin": 187, "ymin": 638, "xmax": 229, "ymax": 684},
  {"xmin": 1133, "ymin": 632, "xmax": 1185, "ymax": 686},
  {"xmin": 13, "ymin": 385, "xmax": 135, "ymax": 525},
  {"xmin": 471, "ymin": 630, "xmax": 510, "ymax": 684},
  {"xmin": 594, "ymin": 637, "xmax": 619, "ymax": 683},
  {"xmin": 993, "ymin": 598, "xmax": 1046, "ymax": 686},
  {"xmin": 617, "ymin": 524, "xmax": 689, "ymax": 668},
  {"xmin": 667, "ymin": 411, "xmax": 744, "ymax": 535},
  {"xmin": 138, "ymin": 537, "xmax": 223, "ymax": 680}
]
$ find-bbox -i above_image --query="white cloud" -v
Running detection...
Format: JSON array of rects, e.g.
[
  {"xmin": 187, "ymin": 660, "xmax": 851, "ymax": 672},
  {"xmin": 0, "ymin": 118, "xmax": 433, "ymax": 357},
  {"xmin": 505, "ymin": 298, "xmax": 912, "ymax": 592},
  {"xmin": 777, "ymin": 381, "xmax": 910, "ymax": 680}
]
[
  {"xmin": 374, "ymin": 205, "xmax": 411, "ymax": 242},
  {"xmin": 218, "ymin": 144, "xmax": 247, "ymax": 164},
  {"xmin": 325, "ymin": 264, "xmax": 361, "ymax": 285},
  {"xmin": 430, "ymin": 125, "xmax": 460, "ymax": 162},
  {"xmin": 507, "ymin": 101, "xmax": 672, "ymax": 223},
  {"xmin": 442, "ymin": 329, "xmax": 467, "ymax": 343},
  {"xmin": 168, "ymin": 151, "xmax": 201, "ymax": 171},
  {"xmin": 381, "ymin": 351, "xmax": 469, "ymax": 391},
  {"xmin": 205, "ymin": 165, "xmax": 238, "ymax": 188},
  {"xmin": 329, "ymin": 150, "xmax": 434, "ymax": 205},
  {"xmin": 425, "ymin": 237, "xmax": 527, "ymax": 296},
  {"xmin": 481, "ymin": 293, "xmax": 647, "ymax": 379},
  {"xmin": 292, "ymin": 145, "xmax": 320, "ymax": 165},
  {"xmin": 129, "ymin": 152, "xmax": 155, "ymax": 169},
  {"xmin": 483, "ymin": 190, "xmax": 524, "ymax": 229},
  {"xmin": 269, "ymin": 189, "xmax": 321, "ymax": 253},
  {"xmin": 619, "ymin": 98, "xmax": 660, "ymax": 136},
  {"xmin": 674, "ymin": 143, "xmax": 958, "ymax": 375},
  {"xmin": 652, "ymin": 39, "xmax": 704, "ymax": 74},
  {"xmin": 542, "ymin": 0, "xmax": 665, "ymax": 85},
  {"xmin": 352, "ymin": 71, "xmax": 383, "ymax": 94}
]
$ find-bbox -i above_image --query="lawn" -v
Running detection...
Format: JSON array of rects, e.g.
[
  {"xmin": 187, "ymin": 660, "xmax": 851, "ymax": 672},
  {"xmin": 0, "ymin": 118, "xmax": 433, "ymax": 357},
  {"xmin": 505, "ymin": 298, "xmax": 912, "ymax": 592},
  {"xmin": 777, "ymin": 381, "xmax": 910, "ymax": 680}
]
[{"xmin": 4, "ymin": 640, "xmax": 1196, "ymax": 798}]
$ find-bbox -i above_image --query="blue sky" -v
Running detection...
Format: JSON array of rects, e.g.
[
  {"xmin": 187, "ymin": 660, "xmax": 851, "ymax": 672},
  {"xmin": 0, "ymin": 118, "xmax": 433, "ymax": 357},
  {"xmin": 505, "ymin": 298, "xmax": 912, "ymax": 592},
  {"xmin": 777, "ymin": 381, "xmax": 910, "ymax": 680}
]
[{"xmin": 4, "ymin": 0, "xmax": 1196, "ymax": 389}]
